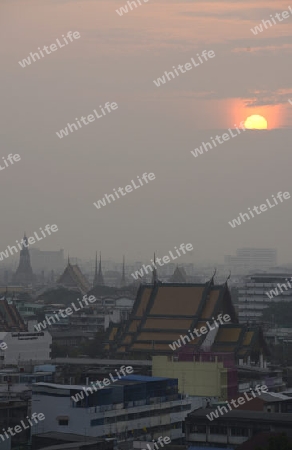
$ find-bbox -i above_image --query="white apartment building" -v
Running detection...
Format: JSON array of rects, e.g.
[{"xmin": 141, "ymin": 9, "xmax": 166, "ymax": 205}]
[
  {"xmin": 238, "ymin": 273, "xmax": 292, "ymax": 323},
  {"xmin": 31, "ymin": 376, "xmax": 192, "ymax": 442},
  {"xmin": 69, "ymin": 297, "xmax": 134, "ymax": 332}
]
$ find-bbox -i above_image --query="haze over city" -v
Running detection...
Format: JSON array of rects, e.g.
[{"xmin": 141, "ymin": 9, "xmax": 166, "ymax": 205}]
[
  {"xmin": 2, "ymin": 2, "xmax": 292, "ymax": 449},
  {"xmin": 1, "ymin": 0, "xmax": 292, "ymax": 264}
]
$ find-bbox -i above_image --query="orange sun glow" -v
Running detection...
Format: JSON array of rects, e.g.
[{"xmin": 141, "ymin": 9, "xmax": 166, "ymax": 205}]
[{"xmin": 244, "ymin": 114, "xmax": 268, "ymax": 130}]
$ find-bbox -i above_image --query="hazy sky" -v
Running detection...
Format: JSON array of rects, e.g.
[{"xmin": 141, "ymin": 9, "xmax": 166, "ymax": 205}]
[{"xmin": 1, "ymin": 0, "xmax": 292, "ymax": 264}]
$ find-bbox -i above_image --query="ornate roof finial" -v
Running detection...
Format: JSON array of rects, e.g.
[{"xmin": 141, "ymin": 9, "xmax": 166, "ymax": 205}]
[
  {"xmin": 210, "ymin": 268, "xmax": 217, "ymax": 286},
  {"xmin": 225, "ymin": 271, "xmax": 231, "ymax": 284},
  {"xmin": 152, "ymin": 252, "xmax": 158, "ymax": 284}
]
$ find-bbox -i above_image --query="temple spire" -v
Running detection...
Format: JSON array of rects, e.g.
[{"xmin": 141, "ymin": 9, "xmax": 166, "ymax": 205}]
[
  {"xmin": 12, "ymin": 233, "xmax": 34, "ymax": 286},
  {"xmin": 93, "ymin": 252, "xmax": 104, "ymax": 286},
  {"xmin": 169, "ymin": 265, "xmax": 186, "ymax": 283},
  {"xmin": 94, "ymin": 251, "xmax": 98, "ymax": 281},
  {"xmin": 121, "ymin": 255, "xmax": 126, "ymax": 287}
]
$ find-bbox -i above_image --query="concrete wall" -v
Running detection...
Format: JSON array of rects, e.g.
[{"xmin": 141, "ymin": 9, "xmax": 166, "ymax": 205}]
[
  {"xmin": 31, "ymin": 391, "xmax": 191, "ymax": 439},
  {"xmin": 152, "ymin": 356, "xmax": 227, "ymax": 399},
  {"xmin": 1, "ymin": 332, "xmax": 52, "ymax": 365}
]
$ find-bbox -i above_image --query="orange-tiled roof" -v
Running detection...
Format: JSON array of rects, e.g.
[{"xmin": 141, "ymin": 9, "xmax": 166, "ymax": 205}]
[
  {"xmin": 71, "ymin": 265, "xmax": 91, "ymax": 292},
  {"xmin": 109, "ymin": 326, "xmax": 118, "ymax": 341},
  {"xmin": 211, "ymin": 323, "xmax": 269, "ymax": 358},
  {"xmin": 201, "ymin": 288, "xmax": 221, "ymax": 319},
  {"xmin": 131, "ymin": 342, "xmax": 171, "ymax": 351},
  {"xmin": 216, "ymin": 327, "xmax": 242, "ymax": 342},
  {"xmin": 135, "ymin": 286, "xmax": 152, "ymax": 316},
  {"xmin": 119, "ymin": 284, "xmax": 211, "ymax": 352},
  {"xmin": 143, "ymin": 318, "xmax": 192, "ymax": 330},
  {"xmin": 150, "ymin": 286, "xmax": 205, "ymax": 316},
  {"xmin": 137, "ymin": 332, "xmax": 184, "ymax": 341},
  {"xmin": 57, "ymin": 263, "xmax": 90, "ymax": 294},
  {"xmin": 122, "ymin": 335, "xmax": 132, "ymax": 344},
  {"xmin": 0, "ymin": 299, "xmax": 26, "ymax": 332},
  {"xmin": 128, "ymin": 319, "xmax": 141, "ymax": 333},
  {"xmin": 117, "ymin": 346, "xmax": 126, "ymax": 353},
  {"xmin": 107, "ymin": 282, "xmax": 267, "ymax": 359},
  {"xmin": 242, "ymin": 331, "xmax": 254, "ymax": 346}
]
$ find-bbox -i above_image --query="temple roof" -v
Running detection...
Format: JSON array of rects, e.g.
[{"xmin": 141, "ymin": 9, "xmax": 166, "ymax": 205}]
[
  {"xmin": 57, "ymin": 262, "xmax": 90, "ymax": 295},
  {"xmin": 107, "ymin": 280, "xmax": 240, "ymax": 355},
  {"xmin": 212, "ymin": 324, "xmax": 269, "ymax": 358},
  {"xmin": 106, "ymin": 281, "xmax": 268, "ymax": 359},
  {"xmin": 169, "ymin": 266, "xmax": 187, "ymax": 283},
  {"xmin": 0, "ymin": 298, "xmax": 26, "ymax": 331}
]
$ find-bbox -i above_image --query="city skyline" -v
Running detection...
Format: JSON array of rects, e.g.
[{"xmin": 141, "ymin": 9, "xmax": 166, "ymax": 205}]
[{"xmin": 1, "ymin": 1, "xmax": 292, "ymax": 448}]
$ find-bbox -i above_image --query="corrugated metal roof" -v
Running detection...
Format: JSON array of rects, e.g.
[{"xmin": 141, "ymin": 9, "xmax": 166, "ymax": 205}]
[
  {"xmin": 122, "ymin": 375, "xmax": 173, "ymax": 382},
  {"xmin": 188, "ymin": 447, "xmax": 234, "ymax": 450}
]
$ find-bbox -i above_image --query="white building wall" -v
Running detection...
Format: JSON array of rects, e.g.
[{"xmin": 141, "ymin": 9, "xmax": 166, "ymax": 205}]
[
  {"xmin": 104, "ymin": 310, "xmax": 121, "ymax": 329},
  {"xmin": 1, "ymin": 332, "xmax": 51, "ymax": 365},
  {"xmin": 31, "ymin": 392, "xmax": 191, "ymax": 439}
]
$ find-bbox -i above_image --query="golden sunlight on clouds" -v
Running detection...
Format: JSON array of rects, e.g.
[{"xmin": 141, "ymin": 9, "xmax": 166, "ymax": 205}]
[{"xmin": 230, "ymin": 99, "xmax": 283, "ymax": 129}]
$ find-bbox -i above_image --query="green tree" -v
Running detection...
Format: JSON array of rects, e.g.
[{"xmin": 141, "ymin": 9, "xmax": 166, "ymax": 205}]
[
  {"xmin": 37, "ymin": 287, "xmax": 81, "ymax": 306},
  {"xmin": 256, "ymin": 433, "xmax": 292, "ymax": 450}
]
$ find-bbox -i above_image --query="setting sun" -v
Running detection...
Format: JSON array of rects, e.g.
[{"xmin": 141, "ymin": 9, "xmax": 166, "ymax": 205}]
[{"xmin": 244, "ymin": 115, "xmax": 268, "ymax": 130}]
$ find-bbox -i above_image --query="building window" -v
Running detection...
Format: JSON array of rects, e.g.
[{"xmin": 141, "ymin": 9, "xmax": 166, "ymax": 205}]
[
  {"xmin": 58, "ymin": 419, "xmax": 68, "ymax": 426},
  {"xmin": 190, "ymin": 424, "xmax": 206, "ymax": 433},
  {"xmin": 210, "ymin": 426, "xmax": 227, "ymax": 435},
  {"xmin": 230, "ymin": 427, "xmax": 248, "ymax": 437},
  {"xmin": 91, "ymin": 418, "xmax": 104, "ymax": 426}
]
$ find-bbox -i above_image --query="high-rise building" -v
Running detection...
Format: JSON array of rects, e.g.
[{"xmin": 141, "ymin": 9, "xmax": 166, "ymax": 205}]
[
  {"xmin": 29, "ymin": 248, "xmax": 64, "ymax": 273},
  {"xmin": 225, "ymin": 248, "xmax": 277, "ymax": 274},
  {"xmin": 238, "ymin": 272, "xmax": 292, "ymax": 323}
]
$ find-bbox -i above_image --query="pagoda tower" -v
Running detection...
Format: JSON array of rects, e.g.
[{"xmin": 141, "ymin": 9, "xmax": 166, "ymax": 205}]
[{"xmin": 12, "ymin": 234, "xmax": 34, "ymax": 286}]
